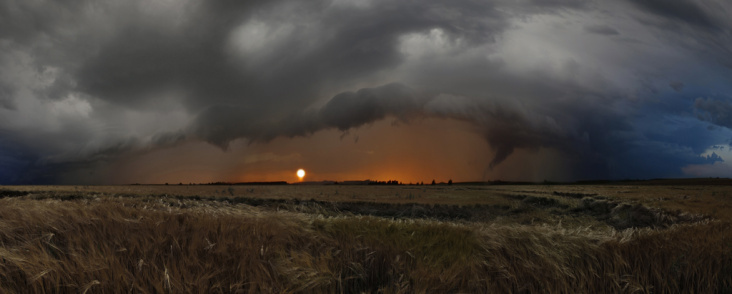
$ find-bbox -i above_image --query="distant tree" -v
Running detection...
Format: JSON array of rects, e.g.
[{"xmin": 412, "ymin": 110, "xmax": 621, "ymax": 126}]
[
  {"xmin": 431, "ymin": 180, "xmax": 436, "ymax": 185},
  {"xmin": 448, "ymin": 179, "xmax": 453, "ymax": 185}
]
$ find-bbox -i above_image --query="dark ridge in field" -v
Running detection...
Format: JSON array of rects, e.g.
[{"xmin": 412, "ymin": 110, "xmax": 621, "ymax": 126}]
[
  {"xmin": 0, "ymin": 189, "xmax": 708, "ymax": 230},
  {"xmin": 552, "ymin": 191, "xmax": 598, "ymax": 198},
  {"xmin": 0, "ymin": 189, "xmax": 29, "ymax": 197}
]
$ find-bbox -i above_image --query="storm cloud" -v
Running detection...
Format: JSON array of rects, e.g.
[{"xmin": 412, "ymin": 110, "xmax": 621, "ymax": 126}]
[
  {"xmin": 695, "ymin": 98, "xmax": 732, "ymax": 129},
  {"xmin": 1, "ymin": 0, "xmax": 732, "ymax": 184},
  {"xmin": 629, "ymin": 0, "xmax": 721, "ymax": 30},
  {"xmin": 584, "ymin": 25, "xmax": 620, "ymax": 36}
]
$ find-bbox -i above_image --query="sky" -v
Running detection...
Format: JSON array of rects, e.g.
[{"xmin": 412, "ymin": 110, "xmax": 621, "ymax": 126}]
[{"xmin": 1, "ymin": 0, "xmax": 732, "ymax": 184}]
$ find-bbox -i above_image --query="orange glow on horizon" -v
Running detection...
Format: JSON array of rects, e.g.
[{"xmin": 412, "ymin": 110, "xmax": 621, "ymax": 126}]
[{"xmin": 135, "ymin": 117, "xmax": 569, "ymax": 185}]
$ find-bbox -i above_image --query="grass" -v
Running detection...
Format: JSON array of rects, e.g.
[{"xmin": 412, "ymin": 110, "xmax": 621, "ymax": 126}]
[{"xmin": 0, "ymin": 185, "xmax": 730, "ymax": 293}]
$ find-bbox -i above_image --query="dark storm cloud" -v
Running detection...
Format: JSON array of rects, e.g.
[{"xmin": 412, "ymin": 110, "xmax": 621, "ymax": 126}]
[
  {"xmin": 319, "ymin": 83, "xmax": 421, "ymax": 131},
  {"xmin": 669, "ymin": 81, "xmax": 684, "ymax": 92},
  {"xmin": 695, "ymin": 98, "xmax": 732, "ymax": 129},
  {"xmin": 313, "ymin": 83, "xmax": 578, "ymax": 170},
  {"xmin": 626, "ymin": 0, "xmax": 732, "ymax": 68},
  {"xmin": 173, "ymin": 0, "xmax": 511, "ymax": 147},
  {"xmin": 584, "ymin": 25, "xmax": 620, "ymax": 36},
  {"xmin": 422, "ymin": 95, "xmax": 575, "ymax": 169},
  {"xmin": 222, "ymin": 82, "xmax": 633, "ymax": 176},
  {"xmin": 628, "ymin": 0, "xmax": 720, "ymax": 30},
  {"xmin": 0, "ymin": 131, "xmax": 63, "ymax": 184},
  {"xmin": 73, "ymin": 0, "xmax": 503, "ymax": 111},
  {"xmin": 189, "ymin": 79, "xmax": 622, "ymax": 173},
  {"xmin": 2, "ymin": 0, "xmax": 732, "ymax": 183},
  {"xmin": 301, "ymin": 81, "xmax": 724, "ymax": 180},
  {"xmin": 0, "ymin": 84, "xmax": 14, "ymax": 110},
  {"xmin": 0, "ymin": 139, "xmax": 31, "ymax": 184},
  {"xmin": 526, "ymin": 0, "xmax": 587, "ymax": 9},
  {"xmin": 0, "ymin": 0, "xmax": 85, "ymax": 44}
]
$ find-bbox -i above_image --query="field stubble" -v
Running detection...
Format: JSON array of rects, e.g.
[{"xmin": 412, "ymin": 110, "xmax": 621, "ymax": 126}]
[{"xmin": 0, "ymin": 184, "xmax": 730, "ymax": 293}]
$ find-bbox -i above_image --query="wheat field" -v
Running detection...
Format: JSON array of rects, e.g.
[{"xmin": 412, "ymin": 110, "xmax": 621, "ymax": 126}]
[{"xmin": 0, "ymin": 183, "xmax": 730, "ymax": 293}]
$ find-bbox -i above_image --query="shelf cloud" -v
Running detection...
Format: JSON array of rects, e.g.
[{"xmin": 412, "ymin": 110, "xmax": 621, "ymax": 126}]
[{"xmin": 1, "ymin": 0, "xmax": 731, "ymax": 183}]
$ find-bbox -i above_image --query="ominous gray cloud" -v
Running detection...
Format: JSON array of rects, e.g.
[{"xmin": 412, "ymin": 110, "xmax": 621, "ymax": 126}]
[
  {"xmin": 695, "ymin": 98, "xmax": 732, "ymax": 129},
  {"xmin": 628, "ymin": 0, "xmax": 721, "ymax": 30},
  {"xmin": 319, "ymin": 83, "xmax": 421, "ymax": 132},
  {"xmin": 669, "ymin": 81, "xmax": 684, "ymax": 92},
  {"xmin": 584, "ymin": 25, "xmax": 620, "ymax": 36},
  {"xmin": 1, "ymin": 0, "xmax": 732, "ymax": 183}
]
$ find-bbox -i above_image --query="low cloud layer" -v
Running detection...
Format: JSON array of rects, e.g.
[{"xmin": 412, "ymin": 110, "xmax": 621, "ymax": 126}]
[{"xmin": 1, "ymin": 0, "xmax": 732, "ymax": 183}]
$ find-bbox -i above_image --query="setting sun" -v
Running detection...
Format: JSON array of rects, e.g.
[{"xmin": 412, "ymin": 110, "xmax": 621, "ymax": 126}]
[{"xmin": 296, "ymin": 169, "xmax": 305, "ymax": 181}]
